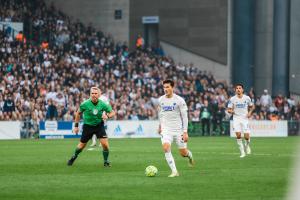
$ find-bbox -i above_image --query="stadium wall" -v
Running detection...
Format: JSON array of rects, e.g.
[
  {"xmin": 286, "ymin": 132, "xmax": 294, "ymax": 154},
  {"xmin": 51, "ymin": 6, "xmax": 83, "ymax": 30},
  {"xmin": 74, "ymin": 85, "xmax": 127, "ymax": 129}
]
[
  {"xmin": 289, "ymin": 0, "xmax": 300, "ymax": 95},
  {"xmin": 129, "ymin": 0, "xmax": 228, "ymax": 64},
  {"xmin": 160, "ymin": 41, "xmax": 230, "ymax": 82},
  {"xmin": 46, "ymin": 0, "xmax": 130, "ymax": 43}
]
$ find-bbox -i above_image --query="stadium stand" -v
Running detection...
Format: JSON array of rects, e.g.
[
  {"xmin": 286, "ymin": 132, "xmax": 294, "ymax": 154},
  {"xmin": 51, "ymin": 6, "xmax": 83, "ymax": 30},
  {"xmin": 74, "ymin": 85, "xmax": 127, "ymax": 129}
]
[{"xmin": 0, "ymin": 0, "xmax": 299, "ymax": 129}]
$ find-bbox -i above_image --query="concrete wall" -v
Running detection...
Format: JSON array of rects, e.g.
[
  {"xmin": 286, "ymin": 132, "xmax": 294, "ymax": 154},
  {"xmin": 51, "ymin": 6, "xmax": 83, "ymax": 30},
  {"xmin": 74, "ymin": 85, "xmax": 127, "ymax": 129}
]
[
  {"xmin": 160, "ymin": 41, "xmax": 229, "ymax": 81},
  {"xmin": 130, "ymin": 0, "xmax": 228, "ymax": 64},
  {"xmin": 289, "ymin": 0, "xmax": 300, "ymax": 95},
  {"xmin": 47, "ymin": 0, "xmax": 130, "ymax": 43}
]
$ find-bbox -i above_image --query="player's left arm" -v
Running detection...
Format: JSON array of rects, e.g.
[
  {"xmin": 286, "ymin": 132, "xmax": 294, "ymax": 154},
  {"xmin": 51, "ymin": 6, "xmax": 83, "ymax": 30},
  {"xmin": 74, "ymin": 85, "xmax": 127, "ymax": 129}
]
[
  {"xmin": 103, "ymin": 103, "xmax": 115, "ymax": 120},
  {"xmin": 180, "ymin": 99, "xmax": 189, "ymax": 142}
]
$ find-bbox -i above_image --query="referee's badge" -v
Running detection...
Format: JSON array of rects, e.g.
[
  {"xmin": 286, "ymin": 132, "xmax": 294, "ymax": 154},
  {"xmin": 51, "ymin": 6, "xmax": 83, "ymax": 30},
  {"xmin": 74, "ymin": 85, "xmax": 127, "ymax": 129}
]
[{"xmin": 93, "ymin": 109, "xmax": 98, "ymax": 115}]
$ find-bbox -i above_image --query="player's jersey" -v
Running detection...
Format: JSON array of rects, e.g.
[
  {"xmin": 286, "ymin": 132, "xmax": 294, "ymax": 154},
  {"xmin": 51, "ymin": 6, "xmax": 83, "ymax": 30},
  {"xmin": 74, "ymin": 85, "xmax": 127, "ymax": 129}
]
[
  {"xmin": 227, "ymin": 94, "xmax": 253, "ymax": 119},
  {"xmin": 79, "ymin": 99, "xmax": 112, "ymax": 126},
  {"xmin": 99, "ymin": 95, "xmax": 110, "ymax": 126},
  {"xmin": 158, "ymin": 94, "xmax": 188, "ymax": 135}
]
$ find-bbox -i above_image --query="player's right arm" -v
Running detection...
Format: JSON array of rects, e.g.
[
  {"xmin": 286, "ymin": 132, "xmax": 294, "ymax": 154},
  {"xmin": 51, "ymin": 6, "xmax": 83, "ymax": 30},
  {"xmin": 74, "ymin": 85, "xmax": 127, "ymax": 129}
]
[
  {"xmin": 73, "ymin": 110, "xmax": 82, "ymax": 134},
  {"xmin": 227, "ymin": 98, "xmax": 234, "ymax": 115},
  {"xmin": 157, "ymin": 98, "xmax": 162, "ymax": 134},
  {"xmin": 74, "ymin": 101, "xmax": 86, "ymax": 134}
]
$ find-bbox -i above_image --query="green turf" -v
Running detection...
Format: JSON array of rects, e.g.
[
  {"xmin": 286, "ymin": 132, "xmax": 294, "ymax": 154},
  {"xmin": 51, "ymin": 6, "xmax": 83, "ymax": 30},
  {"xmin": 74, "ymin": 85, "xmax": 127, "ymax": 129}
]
[{"xmin": 0, "ymin": 137, "xmax": 299, "ymax": 200}]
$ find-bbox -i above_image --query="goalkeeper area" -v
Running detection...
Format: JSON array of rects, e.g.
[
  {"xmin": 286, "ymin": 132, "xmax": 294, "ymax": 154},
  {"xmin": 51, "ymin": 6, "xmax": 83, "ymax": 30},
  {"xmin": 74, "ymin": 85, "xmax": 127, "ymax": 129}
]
[{"xmin": 0, "ymin": 137, "xmax": 299, "ymax": 200}]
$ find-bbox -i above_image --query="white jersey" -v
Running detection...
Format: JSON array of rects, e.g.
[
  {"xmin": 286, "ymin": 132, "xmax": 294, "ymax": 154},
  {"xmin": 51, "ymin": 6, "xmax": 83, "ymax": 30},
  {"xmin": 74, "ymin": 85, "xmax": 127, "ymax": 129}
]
[
  {"xmin": 228, "ymin": 94, "xmax": 253, "ymax": 119},
  {"xmin": 158, "ymin": 94, "xmax": 188, "ymax": 135},
  {"xmin": 99, "ymin": 95, "xmax": 109, "ymax": 105}
]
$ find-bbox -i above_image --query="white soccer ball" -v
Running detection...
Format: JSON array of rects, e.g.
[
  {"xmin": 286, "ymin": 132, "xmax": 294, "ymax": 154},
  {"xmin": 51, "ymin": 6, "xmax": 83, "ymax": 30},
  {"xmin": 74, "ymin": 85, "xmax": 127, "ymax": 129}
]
[{"xmin": 145, "ymin": 165, "xmax": 158, "ymax": 177}]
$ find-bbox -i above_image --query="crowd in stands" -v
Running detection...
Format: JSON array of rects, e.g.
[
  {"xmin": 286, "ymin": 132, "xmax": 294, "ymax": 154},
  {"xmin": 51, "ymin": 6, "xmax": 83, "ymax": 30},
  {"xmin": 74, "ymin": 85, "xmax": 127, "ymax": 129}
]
[{"xmin": 1, "ymin": 0, "xmax": 300, "ymax": 133}]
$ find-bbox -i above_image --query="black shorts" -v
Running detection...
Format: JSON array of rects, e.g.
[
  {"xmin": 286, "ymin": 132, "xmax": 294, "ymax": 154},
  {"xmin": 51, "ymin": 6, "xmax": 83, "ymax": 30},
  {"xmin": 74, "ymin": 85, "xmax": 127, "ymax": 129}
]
[{"xmin": 80, "ymin": 122, "xmax": 107, "ymax": 143}]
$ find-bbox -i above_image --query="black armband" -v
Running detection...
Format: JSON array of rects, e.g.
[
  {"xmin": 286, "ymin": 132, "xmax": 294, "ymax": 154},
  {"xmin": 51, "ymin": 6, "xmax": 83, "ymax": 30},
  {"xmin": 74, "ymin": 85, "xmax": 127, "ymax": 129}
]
[{"xmin": 75, "ymin": 123, "xmax": 79, "ymax": 127}]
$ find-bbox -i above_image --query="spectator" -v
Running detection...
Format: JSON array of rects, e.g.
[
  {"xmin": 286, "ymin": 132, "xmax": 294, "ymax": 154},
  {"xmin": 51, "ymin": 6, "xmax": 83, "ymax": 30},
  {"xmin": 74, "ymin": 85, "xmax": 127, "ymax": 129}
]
[
  {"xmin": 260, "ymin": 89, "xmax": 272, "ymax": 110},
  {"xmin": 200, "ymin": 100, "xmax": 212, "ymax": 136},
  {"xmin": 3, "ymin": 95, "xmax": 15, "ymax": 113},
  {"xmin": 212, "ymin": 104, "xmax": 225, "ymax": 135},
  {"xmin": 46, "ymin": 99, "xmax": 58, "ymax": 120}
]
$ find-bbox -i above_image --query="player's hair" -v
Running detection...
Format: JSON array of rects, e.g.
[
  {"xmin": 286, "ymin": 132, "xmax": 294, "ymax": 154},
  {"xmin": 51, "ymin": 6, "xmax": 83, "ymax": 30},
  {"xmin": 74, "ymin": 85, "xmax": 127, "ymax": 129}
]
[
  {"xmin": 163, "ymin": 79, "xmax": 174, "ymax": 87},
  {"xmin": 234, "ymin": 83, "xmax": 244, "ymax": 89},
  {"xmin": 90, "ymin": 87, "xmax": 100, "ymax": 93}
]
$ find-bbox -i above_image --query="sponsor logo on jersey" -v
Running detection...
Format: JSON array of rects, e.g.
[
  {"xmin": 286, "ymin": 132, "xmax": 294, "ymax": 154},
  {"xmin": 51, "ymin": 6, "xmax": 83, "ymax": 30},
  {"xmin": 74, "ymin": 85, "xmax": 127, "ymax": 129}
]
[
  {"xmin": 162, "ymin": 105, "xmax": 175, "ymax": 111},
  {"xmin": 235, "ymin": 103, "xmax": 246, "ymax": 108}
]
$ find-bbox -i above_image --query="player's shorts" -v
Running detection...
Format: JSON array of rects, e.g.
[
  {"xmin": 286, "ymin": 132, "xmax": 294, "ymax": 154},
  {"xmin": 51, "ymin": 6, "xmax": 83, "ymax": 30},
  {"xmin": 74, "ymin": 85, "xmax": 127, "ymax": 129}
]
[
  {"xmin": 160, "ymin": 133, "xmax": 187, "ymax": 149},
  {"xmin": 232, "ymin": 117, "xmax": 250, "ymax": 133},
  {"xmin": 80, "ymin": 122, "xmax": 107, "ymax": 143}
]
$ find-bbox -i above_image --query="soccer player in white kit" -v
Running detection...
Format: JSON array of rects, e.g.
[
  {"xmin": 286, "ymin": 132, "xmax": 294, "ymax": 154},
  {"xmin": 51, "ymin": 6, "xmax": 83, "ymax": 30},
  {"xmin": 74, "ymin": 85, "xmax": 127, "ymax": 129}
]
[
  {"xmin": 158, "ymin": 79, "xmax": 195, "ymax": 177},
  {"xmin": 227, "ymin": 84, "xmax": 255, "ymax": 158},
  {"xmin": 90, "ymin": 90, "xmax": 110, "ymax": 147}
]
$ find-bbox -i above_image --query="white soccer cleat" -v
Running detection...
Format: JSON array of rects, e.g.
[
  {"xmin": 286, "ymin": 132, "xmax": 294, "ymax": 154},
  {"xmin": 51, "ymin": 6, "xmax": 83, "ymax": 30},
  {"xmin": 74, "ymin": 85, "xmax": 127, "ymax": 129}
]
[
  {"xmin": 90, "ymin": 143, "xmax": 97, "ymax": 147},
  {"xmin": 246, "ymin": 146, "xmax": 251, "ymax": 154},
  {"xmin": 240, "ymin": 152, "xmax": 246, "ymax": 158},
  {"xmin": 168, "ymin": 171, "xmax": 179, "ymax": 178}
]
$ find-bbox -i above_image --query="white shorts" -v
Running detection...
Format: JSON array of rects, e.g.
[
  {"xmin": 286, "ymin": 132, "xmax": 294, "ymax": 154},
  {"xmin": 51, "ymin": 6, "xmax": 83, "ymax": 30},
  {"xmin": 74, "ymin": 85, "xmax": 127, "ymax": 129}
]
[
  {"xmin": 160, "ymin": 134, "xmax": 187, "ymax": 149},
  {"xmin": 233, "ymin": 118, "xmax": 250, "ymax": 133}
]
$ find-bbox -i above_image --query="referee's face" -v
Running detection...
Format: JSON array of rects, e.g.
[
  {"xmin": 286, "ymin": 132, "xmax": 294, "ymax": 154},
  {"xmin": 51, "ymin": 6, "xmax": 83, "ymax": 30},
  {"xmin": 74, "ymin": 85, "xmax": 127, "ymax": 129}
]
[
  {"xmin": 90, "ymin": 89, "xmax": 100, "ymax": 103},
  {"xmin": 163, "ymin": 83, "xmax": 173, "ymax": 97}
]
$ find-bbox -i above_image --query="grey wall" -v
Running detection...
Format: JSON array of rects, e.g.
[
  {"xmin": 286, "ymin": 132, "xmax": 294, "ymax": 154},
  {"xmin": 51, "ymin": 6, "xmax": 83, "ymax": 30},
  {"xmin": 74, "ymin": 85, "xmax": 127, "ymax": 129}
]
[
  {"xmin": 289, "ymin": 0, "xmax": 300, "ymax": 95},
  {"xmin": 47, "ymin": 0, "xmax": 130, "ymax": 43},
  {"xmin": 130, "ymin": 0, "xmax": 228, "ymax": 64},
  {"xmin": 160, "ymin": 41, "xmax": 229, "ymax": 81}
]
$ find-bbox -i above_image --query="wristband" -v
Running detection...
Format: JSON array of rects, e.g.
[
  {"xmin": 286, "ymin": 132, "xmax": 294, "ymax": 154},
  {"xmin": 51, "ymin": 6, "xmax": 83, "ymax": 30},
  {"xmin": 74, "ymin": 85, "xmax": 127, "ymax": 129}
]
[{"xmin": 75, "ymin": 123, "xmax": 79, "ymax": 127}]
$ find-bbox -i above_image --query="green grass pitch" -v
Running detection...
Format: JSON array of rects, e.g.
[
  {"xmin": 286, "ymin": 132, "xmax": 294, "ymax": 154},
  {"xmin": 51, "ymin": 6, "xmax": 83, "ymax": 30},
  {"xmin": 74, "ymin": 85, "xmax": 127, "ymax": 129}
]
[{"xmin": 0, "ymin": 137, "xmax": 299, "ymax": 200}]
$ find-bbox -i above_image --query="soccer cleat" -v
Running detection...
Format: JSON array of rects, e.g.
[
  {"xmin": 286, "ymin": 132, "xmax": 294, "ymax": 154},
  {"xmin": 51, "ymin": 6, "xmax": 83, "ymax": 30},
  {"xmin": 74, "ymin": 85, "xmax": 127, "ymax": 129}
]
[
  {"xmin": 188, "ymin": 157, "xmax": 195, "ymax": 167},
  {"xmin": 67, "ymin": 156, "xmax": 77, "ymax": 166},
  {"xmin": 168, "ymin": 171, "xmax": 179, "ymax": 178},
  {"xmin": 240, "ymin": 152, "xmax": 246, "ymax": 158},
  {"xmin": 104, "ymin": 161, "xmax": 111, "ymax": 167},
  {"xmin": 246, "ymin": 146, "xmax": 251, "ymax": 154},
  {"xmin": 90, "ymin": 143, "xmax": 97, "ymax": 147}
]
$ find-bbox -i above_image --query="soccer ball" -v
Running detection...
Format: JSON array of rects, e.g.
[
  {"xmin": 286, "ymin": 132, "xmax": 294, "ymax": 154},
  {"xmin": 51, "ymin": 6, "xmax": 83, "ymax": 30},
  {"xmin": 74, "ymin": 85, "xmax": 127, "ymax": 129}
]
[{"xmin": 145, "ymin": 165, "xmax": 158, "ymax": 177}]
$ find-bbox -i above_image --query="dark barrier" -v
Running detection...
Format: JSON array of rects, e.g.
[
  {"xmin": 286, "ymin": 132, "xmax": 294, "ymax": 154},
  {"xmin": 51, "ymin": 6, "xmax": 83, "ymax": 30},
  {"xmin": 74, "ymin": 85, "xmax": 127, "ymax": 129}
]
[
  {"xmin": 188, "ymin": 121, "xmax": 230, "ymax": 137},
  {"xmin": 288, "ymin": 120, "xmax": 300, "ymax": 136}
]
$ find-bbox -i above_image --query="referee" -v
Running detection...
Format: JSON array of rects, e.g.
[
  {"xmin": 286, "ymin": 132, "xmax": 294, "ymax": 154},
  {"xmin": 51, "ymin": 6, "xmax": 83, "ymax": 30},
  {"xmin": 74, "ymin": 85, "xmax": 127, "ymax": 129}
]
[{"xmin": 67, "ymin": 87, "xmax": 115, "ymax": 167}]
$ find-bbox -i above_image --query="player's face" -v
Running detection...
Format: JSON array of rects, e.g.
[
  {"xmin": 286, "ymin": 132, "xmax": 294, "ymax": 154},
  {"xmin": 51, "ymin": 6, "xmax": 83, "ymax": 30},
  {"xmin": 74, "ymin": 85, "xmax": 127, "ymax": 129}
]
[
  {"xmin": 90, "ymin": 89, "xmax": 100, "ymax": 102},
  {"xmin": 235, "ymin": 86, "xmax": 244, "ymax": 95},
  {"xmin": 163, "ymin": 83, "xmax": 173, "ymax": 96}
]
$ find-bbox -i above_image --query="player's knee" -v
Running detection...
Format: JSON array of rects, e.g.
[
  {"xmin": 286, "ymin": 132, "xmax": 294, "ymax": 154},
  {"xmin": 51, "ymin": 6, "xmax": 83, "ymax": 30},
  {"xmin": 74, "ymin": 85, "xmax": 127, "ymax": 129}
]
[
  {"xmin": 162, "ymin": 144, "xmax": 170, "ymax": 152},
  {"xmin": 100, "ymin": 141, "xmax": 109, "ymax": 150},
  {"xmin": 78, "ymin": 143, "xmax": 86, "ymax": 149},
  {"xmin": 179, "ymin": 149, "xmax": 188, "ymax": 157},
  {"xmin": 236, "ymin": 133, "xmax": 242, "ymax": 139}
]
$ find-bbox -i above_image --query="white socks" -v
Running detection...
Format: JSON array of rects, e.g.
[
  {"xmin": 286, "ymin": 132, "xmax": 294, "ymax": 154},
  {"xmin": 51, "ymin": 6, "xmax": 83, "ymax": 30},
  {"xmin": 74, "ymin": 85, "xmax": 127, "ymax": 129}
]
[
  {"xmin": 91, "ymin": 135, "xmax": 97, "ymax": 145},
  {"xmin": 245, "ymin": 138, "xmax": 250, "ymax": 148},
  {"xmin": 237, "ymin": 138, "xmax": 245, "ymax": 155},
  {"xmin": 186, "ymin": 150, "xmax": 193, "ymax": 160},
  {"xmin": 165, "ymin": 152, "xmax": 177, "ymax": 173}
]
